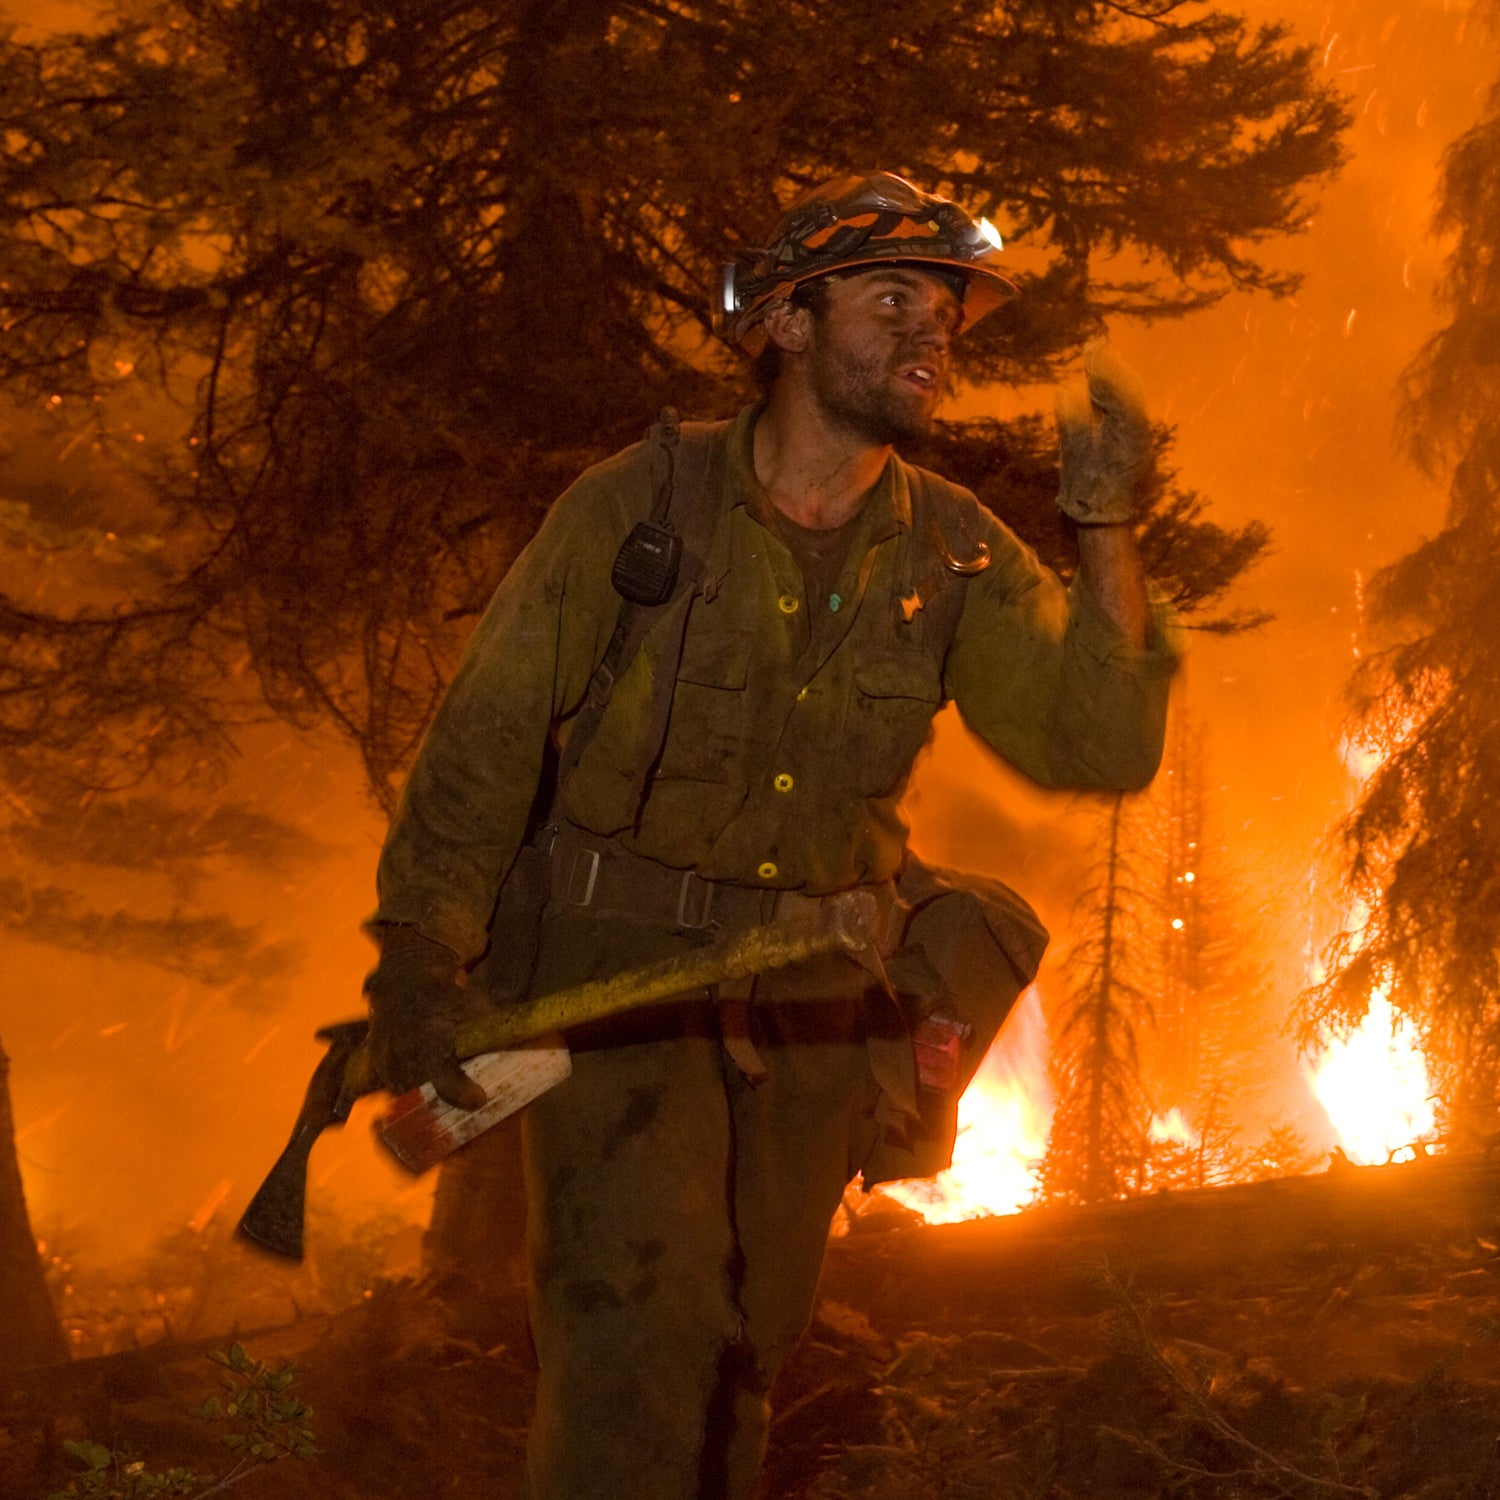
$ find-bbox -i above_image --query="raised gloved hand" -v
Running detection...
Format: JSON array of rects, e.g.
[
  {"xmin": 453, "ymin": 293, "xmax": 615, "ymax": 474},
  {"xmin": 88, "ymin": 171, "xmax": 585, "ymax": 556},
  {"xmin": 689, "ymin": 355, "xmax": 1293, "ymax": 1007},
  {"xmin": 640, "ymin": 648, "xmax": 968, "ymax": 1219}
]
[
  {"xmin": 1053, "ymin": 338, "xmax": 1153, "ymax": 525},
  {"xmin": 364, "ymin": 925, "xmax": 489, "ymax": 1110}
]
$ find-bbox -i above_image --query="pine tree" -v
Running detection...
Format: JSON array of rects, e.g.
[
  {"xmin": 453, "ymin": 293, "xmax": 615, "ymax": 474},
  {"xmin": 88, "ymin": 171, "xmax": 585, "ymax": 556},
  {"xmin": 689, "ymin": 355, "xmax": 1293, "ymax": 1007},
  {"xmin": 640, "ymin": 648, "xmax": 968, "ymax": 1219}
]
[
  {"xmin": 1145, "ymin": 708, "xmax": 1270, "ymax": 1132},
  {"xmin": 1043, "ymin": 794, "xmax": 1154, "ymax": 1203},
  {"xmin": 1308, "ymin": 55, "xmax": 1500, "ymax": 1125},
  {"xmin": 1046, "ymin": 710, "xmax": 1271, "ymax": 1202},
  {"xmin": 0, "ymin": 785, "xmax": 309, "ymax": 998},
  {"xmin": 1154, "ymin": 708, "xmax": 1207, "ymax": 1105},
  {"xmin": 0, "ymin": 0, "xmax": 1340, "ymax": 800}
]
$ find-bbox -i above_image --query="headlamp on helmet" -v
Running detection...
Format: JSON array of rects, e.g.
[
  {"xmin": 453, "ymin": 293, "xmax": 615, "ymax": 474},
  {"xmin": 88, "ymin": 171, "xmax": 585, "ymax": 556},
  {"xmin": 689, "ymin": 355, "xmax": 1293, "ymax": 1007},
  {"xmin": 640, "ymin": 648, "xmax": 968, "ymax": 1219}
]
[{"xmin": 722, "ymin": 171, "xmax": 1013, "ymax": 354}]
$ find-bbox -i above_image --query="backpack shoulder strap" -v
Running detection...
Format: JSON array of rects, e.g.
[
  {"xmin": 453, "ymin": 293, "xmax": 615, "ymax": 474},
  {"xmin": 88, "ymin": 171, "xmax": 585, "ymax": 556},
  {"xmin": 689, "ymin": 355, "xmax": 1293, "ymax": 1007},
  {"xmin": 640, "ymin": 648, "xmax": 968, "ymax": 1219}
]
[{"xmin": 556, "ymin": 410, "xmax": 727, "ymax": 793}]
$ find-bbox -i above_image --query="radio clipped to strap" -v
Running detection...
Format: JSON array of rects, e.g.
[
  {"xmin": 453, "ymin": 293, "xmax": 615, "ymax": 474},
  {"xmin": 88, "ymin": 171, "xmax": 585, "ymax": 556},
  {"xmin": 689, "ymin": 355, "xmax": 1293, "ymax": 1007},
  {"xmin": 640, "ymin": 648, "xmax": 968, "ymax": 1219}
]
[
  {"xmin": 557, "ymin": 407, "xmax": 725, "ymax": 809},
  {"xmin": 611, "ymin": 407, "xmax": 684, "ymax": 607}
]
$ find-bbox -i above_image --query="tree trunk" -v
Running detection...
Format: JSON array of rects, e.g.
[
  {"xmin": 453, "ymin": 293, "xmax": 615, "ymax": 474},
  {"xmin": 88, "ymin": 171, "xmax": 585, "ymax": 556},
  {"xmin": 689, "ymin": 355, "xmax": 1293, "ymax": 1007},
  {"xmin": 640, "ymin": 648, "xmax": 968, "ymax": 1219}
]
[
  {"xmin": 0, "ymin": 1034, "xmax": 68, "ymax": 1369},
  {"xmin": 1084, "ymin": 797, "xmax": 1123, "ymax": 1202},
  {"xmin": 489, "ymin": 0, "xmax": 637, "ymax": 444}
]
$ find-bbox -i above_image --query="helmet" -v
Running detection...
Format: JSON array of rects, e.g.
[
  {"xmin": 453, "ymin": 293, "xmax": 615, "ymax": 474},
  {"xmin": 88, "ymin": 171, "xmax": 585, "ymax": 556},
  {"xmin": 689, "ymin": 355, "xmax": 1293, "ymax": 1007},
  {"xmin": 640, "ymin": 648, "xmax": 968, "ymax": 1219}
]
[{"xmin": 722, "ymin": 172, "xmax": 1014, "ymax": 354}]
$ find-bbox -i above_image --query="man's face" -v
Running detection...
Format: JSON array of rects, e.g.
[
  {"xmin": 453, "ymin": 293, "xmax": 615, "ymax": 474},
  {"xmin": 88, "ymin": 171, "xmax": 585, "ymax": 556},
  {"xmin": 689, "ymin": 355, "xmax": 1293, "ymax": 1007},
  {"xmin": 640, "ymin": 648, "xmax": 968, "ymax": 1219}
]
[{"xmin": 800, "ymin": 267, "xmax": 962, "ymax": 444}]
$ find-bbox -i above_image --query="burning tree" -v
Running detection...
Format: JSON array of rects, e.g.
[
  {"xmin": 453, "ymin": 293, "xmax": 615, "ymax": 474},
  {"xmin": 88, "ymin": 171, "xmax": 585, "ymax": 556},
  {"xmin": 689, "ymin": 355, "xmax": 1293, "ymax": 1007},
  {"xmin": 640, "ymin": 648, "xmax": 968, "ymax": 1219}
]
[
  {"xmin": 1142, "ymin": 708, "xmax": 1274, "ymax": 1159},
  {"xmin": 1045, "ymin": 710, "xmax": 1274, "ymax": 1204},
  {"xmin": 1042, "ymin": 794, "xmax": 1154, "ymax": 1203},
  {"xmin": 1152, "ymin": 710, "xmax": 1213, "ymax": 1104},
  {"xmin": 1308, "ymin": 52, "xmax": 1500, "ymax": 1128}
]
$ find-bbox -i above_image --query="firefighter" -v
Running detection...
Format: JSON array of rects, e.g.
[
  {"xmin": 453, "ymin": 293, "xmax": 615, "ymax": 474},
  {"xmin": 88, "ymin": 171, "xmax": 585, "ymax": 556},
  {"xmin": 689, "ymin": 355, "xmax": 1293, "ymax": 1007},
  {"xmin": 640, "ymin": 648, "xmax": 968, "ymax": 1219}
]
[{"xmin": 364, "ymin": 172, "xmax": 1177, "ymax": 1499}]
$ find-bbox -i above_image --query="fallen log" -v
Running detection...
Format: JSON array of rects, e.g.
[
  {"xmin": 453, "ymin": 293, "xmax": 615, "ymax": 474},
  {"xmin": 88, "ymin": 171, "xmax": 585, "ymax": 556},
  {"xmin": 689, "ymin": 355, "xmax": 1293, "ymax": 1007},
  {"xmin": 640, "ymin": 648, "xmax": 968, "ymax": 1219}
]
[{"xmin": 823, "ymin": 1155, "xmax": 1500, "ymax": 1330}]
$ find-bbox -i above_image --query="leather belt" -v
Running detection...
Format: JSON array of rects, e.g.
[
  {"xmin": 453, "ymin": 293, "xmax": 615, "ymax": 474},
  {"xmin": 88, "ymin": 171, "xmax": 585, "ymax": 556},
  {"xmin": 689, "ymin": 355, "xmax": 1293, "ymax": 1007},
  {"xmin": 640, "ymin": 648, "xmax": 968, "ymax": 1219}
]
[
  {"xmin": 535, "ymin": 820, "xmax": 911, "ymax": 1103},
  {"xmin": 538, "ymin": 820, "xmax": 785, "ymax": 934}
]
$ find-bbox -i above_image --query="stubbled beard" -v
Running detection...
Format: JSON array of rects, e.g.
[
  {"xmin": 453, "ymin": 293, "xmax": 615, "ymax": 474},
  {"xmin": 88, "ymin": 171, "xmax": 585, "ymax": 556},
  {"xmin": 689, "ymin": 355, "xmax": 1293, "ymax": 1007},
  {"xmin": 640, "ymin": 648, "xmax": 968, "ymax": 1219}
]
[{"xmin": 810, "ymin": 342, "xmax": 939, "ymax": 445}]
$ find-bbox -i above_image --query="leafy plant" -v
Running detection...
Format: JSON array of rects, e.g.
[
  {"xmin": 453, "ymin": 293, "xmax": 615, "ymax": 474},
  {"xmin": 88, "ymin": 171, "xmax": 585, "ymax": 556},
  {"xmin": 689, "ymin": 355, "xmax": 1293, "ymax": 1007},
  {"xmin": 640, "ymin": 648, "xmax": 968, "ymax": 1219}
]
[{"xmin": 46, "ymin": 1342, "xmax": 316, "ymax": 1499}]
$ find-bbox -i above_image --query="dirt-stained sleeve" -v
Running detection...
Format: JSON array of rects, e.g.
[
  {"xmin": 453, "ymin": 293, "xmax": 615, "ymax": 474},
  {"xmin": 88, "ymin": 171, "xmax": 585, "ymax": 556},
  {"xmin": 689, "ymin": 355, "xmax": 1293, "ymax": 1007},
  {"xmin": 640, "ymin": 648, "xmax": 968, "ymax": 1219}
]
[
  {"xmin": 371, "ymin": 449, "xmax": 650, "ymax": 962},
  {"xmin": 943, "ymin": 506, "xmax": 1180, "ymax": 792}
]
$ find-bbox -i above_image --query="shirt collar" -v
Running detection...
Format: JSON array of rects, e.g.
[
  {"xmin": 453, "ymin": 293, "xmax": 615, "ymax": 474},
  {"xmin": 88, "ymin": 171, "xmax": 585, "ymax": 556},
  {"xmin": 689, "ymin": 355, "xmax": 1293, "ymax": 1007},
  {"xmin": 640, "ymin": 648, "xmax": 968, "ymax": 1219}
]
[{"xmin": 724, "ymin": 402, "xmax": 912, "ymax": 539}]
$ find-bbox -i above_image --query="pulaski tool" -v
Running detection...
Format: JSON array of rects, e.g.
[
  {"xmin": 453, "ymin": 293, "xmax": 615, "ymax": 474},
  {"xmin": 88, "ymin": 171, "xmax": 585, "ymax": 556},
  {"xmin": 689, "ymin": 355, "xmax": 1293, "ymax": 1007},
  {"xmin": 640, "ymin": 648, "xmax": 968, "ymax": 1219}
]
[{"xmin": 237, "ymin": 888, "xmax": 885, "ymax": 1259}]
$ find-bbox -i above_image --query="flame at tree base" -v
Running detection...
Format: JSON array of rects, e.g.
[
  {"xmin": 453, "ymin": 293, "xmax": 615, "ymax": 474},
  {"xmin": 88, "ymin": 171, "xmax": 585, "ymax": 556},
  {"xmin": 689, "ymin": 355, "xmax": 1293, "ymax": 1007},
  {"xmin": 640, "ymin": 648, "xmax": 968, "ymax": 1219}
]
[
  {"xmin": 882, "ymin": 988, "xmax": 1053, "ymax": 1225},
  {"xmin": 1308, "ymin": 990, "xmax": 1437, "ymax": 1164},
  {"xmin": 867, "ymin": 983, "xmax": 1441, "ymax": 1229}
]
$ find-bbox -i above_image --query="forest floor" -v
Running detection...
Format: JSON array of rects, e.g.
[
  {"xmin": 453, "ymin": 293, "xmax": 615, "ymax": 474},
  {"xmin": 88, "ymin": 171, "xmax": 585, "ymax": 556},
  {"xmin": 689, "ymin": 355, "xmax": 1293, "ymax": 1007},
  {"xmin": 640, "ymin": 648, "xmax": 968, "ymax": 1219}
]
[{"xmin": 8, "ymin": 1154, "xmax": 1500, "ymax": 1498}]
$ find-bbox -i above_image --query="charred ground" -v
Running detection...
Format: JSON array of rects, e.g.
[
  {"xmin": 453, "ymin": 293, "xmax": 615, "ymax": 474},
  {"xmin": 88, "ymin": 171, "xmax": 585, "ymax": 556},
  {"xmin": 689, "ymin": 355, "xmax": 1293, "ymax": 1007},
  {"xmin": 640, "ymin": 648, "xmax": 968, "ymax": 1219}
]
[{"xmin": 7, "ymin": 1154, "xmax": 1500, "ymax": 1498}]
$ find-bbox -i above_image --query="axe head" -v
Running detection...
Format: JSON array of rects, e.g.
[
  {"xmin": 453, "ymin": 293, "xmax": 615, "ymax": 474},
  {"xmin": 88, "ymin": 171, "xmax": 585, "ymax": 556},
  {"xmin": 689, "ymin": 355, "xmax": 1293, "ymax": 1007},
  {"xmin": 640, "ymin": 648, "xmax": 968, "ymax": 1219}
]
[
  {"xmin": 237, "ymin": 1018, "xmax": 371, "ymax": 1260},
  {"xmin": 374, "ymin": 1034, "xmax": 571, "ymax": 1174}
]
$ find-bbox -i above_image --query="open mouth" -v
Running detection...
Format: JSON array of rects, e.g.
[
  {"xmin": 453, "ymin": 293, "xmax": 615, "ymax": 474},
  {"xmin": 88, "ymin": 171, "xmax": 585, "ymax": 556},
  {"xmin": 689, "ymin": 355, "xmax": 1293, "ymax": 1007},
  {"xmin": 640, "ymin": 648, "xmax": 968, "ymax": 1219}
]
[{"xmin": 900, "ymin": 364, "xmax": 941, "ymax": 392}]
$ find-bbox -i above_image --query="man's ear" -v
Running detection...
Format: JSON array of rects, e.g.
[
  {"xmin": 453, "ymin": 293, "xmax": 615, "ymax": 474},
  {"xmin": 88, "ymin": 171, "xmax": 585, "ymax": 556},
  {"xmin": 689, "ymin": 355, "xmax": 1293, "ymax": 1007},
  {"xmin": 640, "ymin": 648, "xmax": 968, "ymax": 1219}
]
[{"xmin": 761, "ymin": 297, "xmax": 813, "ymax": 355}]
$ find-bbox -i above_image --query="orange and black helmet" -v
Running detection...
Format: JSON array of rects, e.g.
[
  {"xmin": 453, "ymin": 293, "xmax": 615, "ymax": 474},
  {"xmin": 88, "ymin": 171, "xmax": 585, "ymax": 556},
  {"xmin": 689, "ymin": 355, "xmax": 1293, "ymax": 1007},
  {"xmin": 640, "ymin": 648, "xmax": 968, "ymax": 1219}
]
[{"xmin": 722, "ymin": 172, "xmax": 1014, "ymax": 354}]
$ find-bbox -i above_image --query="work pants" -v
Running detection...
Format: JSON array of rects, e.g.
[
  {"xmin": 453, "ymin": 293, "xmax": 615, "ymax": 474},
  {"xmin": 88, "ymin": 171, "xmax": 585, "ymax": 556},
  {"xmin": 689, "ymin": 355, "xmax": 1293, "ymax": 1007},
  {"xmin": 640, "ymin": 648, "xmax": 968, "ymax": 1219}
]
[{"xmin": 520, "ymin": 907, "xmax": 881, "ymax": 1500}]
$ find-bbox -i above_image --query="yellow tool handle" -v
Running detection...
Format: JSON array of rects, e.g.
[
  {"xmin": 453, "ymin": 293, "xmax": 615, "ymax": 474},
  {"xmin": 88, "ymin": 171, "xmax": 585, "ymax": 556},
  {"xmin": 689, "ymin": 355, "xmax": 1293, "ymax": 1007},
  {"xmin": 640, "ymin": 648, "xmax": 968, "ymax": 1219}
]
[{"xmin": 343, "ymin": 887, "xmax": 882, "ymax": 1098}]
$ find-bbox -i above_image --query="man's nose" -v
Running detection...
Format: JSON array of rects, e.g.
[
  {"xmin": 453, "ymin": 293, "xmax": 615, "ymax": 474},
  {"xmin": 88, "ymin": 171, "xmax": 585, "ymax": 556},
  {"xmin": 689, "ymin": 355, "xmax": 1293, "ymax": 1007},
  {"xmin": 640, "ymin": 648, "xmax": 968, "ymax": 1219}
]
[{"xmin": 914, "ymin": 307, "xmax": 954, "ymax": 353}]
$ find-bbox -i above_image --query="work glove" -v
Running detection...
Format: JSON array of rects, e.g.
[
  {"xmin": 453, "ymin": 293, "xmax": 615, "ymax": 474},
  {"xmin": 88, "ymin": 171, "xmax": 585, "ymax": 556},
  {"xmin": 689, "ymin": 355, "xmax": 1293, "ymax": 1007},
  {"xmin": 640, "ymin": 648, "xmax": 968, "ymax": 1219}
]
[
  {"xmin": 1053, "ymin": 338, "xmax": 1153, "ymax": 525},
  {"xmin": 364, "ymin": 925, "xmax": 489, "ymax": 1111}
]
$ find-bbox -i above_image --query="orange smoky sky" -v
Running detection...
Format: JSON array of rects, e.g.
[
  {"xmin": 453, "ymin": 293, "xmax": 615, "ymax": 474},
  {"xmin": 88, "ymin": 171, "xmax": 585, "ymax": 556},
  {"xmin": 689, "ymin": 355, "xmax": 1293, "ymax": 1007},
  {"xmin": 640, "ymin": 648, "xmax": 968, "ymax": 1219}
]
[{"xmin": 0, "ymin": 0, "xmax": 1494, "ymax": 1260}]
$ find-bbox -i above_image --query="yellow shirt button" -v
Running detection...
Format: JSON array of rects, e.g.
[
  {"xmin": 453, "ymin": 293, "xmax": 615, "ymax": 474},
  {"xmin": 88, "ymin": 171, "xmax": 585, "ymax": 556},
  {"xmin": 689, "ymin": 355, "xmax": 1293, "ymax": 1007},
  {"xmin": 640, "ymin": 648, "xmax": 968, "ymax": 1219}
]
[
  {"xmin": 796, "ymin": 687, "xmax": 809, "ymax": 701},
  {"xmin": 773, "ymin": 772, "xmax": 794, "ymax": 793},
  {"xmin": 778, "ymin": 593, "xmax": 800, "ymax": 614},
  {"xmin": 757, "ymin": 861, "xmax": 779, "ymax": 881}
]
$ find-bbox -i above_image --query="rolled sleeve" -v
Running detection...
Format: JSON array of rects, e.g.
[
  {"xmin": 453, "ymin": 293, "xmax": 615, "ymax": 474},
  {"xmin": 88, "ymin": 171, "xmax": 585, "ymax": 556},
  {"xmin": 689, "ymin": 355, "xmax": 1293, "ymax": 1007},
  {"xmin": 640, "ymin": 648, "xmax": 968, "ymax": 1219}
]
[{"xmin": 1066, "ymin": 568, "xmax": 1180, "ymax": 677}]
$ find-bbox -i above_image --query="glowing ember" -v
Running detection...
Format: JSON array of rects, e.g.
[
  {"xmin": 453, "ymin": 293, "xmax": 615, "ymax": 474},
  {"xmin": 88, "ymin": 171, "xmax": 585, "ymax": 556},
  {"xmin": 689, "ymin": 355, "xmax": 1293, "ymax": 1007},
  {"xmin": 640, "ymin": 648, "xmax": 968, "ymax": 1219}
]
[
  {"xmin": 883, "ymin": 988, "xmax": 1052, "ymax": 1223},
  {"xmin": 186, "ymin": 1178, "xmax": 234, "ymax": 1235},
  {"xmin": 1308, "ymin": 991, "xmax": 1436, "ymax": 1164}
]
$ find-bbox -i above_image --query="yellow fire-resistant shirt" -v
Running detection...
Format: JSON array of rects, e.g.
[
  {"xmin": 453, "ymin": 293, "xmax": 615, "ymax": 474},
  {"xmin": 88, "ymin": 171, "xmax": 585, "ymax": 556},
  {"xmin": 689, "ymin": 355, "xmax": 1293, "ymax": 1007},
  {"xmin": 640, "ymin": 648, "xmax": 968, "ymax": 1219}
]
[{"xmin": 374, "ymin": 404, "xmax": 1179, "ymax": 963}]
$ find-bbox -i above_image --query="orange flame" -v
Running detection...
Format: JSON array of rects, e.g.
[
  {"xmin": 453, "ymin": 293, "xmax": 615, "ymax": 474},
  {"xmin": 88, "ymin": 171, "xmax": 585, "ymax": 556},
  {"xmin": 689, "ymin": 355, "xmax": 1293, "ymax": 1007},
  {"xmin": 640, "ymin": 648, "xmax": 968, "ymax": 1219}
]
[
  {"xmin": 882, "ymin": 987, "xmax": 1052, "ymax": 1223},
  {"xmin": 1308, "ymin": 990, "xmax": 1436, "ymax": 1163},
  {"xmin": 1149, "ymin": 1108, "xmax": 1197, "ymax": 1147},
  {"xmin": 1306, "ymin": 718, "xmax": 1438, "ymax": 1166},
  {"xmin": 1339, "ymin": 733, "xmax": 1384, "ymax": 784}
]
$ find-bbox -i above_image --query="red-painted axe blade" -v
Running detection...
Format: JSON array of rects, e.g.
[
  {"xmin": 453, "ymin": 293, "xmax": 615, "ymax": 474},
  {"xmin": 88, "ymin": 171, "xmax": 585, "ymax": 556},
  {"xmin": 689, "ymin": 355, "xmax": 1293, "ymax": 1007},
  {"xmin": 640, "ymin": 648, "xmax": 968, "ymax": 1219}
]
[{"xmin": 374, "ymin": 1034, "xmax": 571, "ymax": 1174}]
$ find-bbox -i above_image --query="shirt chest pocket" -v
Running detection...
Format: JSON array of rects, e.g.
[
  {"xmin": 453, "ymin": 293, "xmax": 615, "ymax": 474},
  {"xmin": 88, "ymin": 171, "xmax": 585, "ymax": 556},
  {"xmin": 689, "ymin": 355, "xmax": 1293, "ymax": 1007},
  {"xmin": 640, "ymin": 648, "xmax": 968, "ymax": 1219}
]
[
  {"xmin": 847, "ymin": 655, "xmax": 945, "ymax": 795},
  {"xmin": 656, "ymin": 628, "xmax": 754, "ymax": 784}
]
